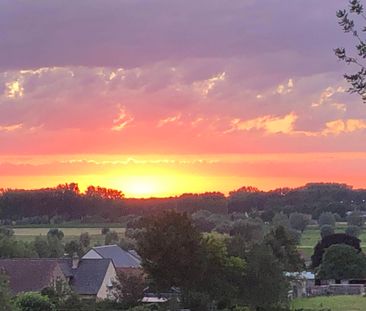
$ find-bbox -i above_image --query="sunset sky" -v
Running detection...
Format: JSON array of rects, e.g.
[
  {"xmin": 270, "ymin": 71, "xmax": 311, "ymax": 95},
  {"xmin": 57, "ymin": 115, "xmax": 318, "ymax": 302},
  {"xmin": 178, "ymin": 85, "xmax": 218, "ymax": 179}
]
[{"xmin": 1, "ymin": 0, "xmax": 366, "ymax": 197}]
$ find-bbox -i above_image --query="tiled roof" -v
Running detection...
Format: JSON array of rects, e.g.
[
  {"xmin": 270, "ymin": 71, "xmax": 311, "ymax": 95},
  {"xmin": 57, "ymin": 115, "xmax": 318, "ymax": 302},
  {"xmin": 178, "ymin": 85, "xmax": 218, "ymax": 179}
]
[
  {"xmin": 0, "ymin": 258, "xmax": 113, "ymax": 296},
  {"xmin": 91, "ymin": 245, "xmax": 141, "ymax": 268},
  {"xmin": 0, "ymin": 259, "xmax": 64, "ymax": 294}
]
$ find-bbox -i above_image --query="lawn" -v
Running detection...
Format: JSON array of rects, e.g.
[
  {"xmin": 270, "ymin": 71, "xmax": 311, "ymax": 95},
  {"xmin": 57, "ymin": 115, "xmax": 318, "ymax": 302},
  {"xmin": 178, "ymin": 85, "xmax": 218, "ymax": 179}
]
[
  {"xmin": 298, "ymin": 224, "xmax": 366, "ymax": 260},
  {"xmin": 12, "ymin": 227, "xmax": 126, "ymax": 246},
  {"xmin": 291, "ymin": 295, "xmax": 366, "ymax": 311}
]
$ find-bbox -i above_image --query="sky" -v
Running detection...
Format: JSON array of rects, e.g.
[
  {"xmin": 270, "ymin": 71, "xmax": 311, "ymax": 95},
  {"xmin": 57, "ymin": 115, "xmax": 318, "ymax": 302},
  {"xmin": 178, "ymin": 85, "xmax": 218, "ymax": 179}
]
[{"xmin": 1, "ymin": 0, "xmax": 366, "ymax": 197}]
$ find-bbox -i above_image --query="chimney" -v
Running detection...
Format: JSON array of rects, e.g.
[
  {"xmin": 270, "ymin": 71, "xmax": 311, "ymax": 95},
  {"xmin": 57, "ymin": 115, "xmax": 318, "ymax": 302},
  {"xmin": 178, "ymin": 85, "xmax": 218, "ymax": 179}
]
[{"xmin": 72, "ymin": 253, "xmax": 79, "ymax": 269}]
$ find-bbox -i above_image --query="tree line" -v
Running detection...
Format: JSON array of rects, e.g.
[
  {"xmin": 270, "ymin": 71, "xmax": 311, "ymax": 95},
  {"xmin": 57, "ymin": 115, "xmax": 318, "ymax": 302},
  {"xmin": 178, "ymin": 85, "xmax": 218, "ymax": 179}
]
[{"xmin": 1, "ymin": 183, "xmax": 366, "ymax": 224}]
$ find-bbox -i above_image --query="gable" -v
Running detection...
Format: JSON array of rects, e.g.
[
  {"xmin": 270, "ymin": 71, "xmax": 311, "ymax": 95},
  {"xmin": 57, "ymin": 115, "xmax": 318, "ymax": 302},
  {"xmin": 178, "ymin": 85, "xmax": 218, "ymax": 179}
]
[{"xmin": 82, "ymin": 249, "xmax": 104, "ymax": 259}]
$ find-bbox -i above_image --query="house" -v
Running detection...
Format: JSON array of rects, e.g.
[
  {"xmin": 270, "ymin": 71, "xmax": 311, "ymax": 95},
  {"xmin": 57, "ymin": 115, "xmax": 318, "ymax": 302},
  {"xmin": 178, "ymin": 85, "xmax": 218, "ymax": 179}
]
[
  {"xmin": 82, "ymin": 245, "xmax": 141, "ymax": 273},
  {"xmin": 286, "ymin": 271, "xmax": 315, "ymax": 298},
  {"xmin": 0, "ymin": 256, "xmax": 117, "ymax": 300}
]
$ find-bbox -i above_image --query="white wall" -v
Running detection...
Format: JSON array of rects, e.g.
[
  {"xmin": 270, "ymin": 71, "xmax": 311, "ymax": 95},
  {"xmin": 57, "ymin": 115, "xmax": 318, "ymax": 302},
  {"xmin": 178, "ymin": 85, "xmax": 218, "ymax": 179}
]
[
  {"xmin": 96, "ymin": 261, "xmax": 117, "ymax": 300},
  {"xmin": 82, "ymin": 249, "xmax": 103, "ymax": 259}
]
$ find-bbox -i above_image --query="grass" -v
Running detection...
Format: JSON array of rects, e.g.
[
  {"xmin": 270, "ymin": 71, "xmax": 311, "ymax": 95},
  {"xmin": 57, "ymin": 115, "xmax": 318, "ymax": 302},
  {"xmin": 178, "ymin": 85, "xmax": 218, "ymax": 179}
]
[
  {"xmin": 291, "ymin": 295, "xmax": 366, "ymax": 311},
  {"xmin": 12, "ymin": 227, "xmax": 126, "ymax": 246},
  {"xmin": 298, "ymin": 224, "xmax": 366, "ymax": 261}
]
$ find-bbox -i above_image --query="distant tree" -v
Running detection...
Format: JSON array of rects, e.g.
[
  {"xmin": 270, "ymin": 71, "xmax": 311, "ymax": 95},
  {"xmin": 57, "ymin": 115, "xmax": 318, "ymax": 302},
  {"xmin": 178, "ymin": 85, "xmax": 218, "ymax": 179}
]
[
  {"xmin": 33, "ymin": 237, "xmax": 50, "ymax": 258},
  {"xmin": 85, "ymin": 185, "xmax": 124, "ymax": 200},
  {"xmin": 79, "ymin": 232, "xmax": 90, "ymax": 249},
  {"xmin": 47, "ymin": 229, "xmax": 64, "ymax": 241},
  {"xmin": 64, "ymin": 241, "xmax": 81, "ymax": 257},
  {"xmin": 320, "ymin": 225, "xmax": 335, "ymax": 238},
  {"xmin": 347, "ymin": 211, "xmax": 364, "ymax": 227},
  {"xmin": 318, "ymin": 212, "xmax": 336, "ymax": 228},
  {"xmin": 0, "ymin": 227, "xmax": 14, "ymax": 237},
  {"xmin": 311, "ymin": 233, "xmax": 362, "ymax": 268},
  {"xmin": 191, "ymin": 210, "xmax": 216, "ymax": 232},
  {"xmin": 241, "ymin": 243, "xmax": 289, "ymax": 310},
  {"xmin": 105, "ymin": 231, "xmax": 119, "ymax": 245},
  {"xmin": 289, "ymin": 213, "xmax": 309, "ymax": 233},
  {"xmin": 0, "ymin": 269, "xmax": 13, "ymax": 311},
  {"xmin": 265, "ymin": 226, "xmax": 304, "ymax": 272},
  {"xmin": 46, "ymin": 236, "xmax": 64, "ymax": 258},
  {"xmin": 318, "ymin": 244, "xmax": 366, "ymax": 281},
  {"xmin": 118, "ymin": 237, "xmax": 137, "ymax": 250},
  {"xmin": 230, "ymin": 218, "xmax": 264, "ymax": 246},
  {"xmin": 346, "ymin": 225, "xmax": 362, "ymax": 237},
  {"xmin": 101, "ymin": 227, "xmax": 110, "ymax": 235},
  {"xmin": 272, "ymin": 213, "xmax": 289, "ymax": 229},
  {"xmin": 15, "ymin": 292, "xmax": 56, "ymax": 311},
  {"xmin": 335, "ymin": 0, "xmax": 366, "ymax": 102}
]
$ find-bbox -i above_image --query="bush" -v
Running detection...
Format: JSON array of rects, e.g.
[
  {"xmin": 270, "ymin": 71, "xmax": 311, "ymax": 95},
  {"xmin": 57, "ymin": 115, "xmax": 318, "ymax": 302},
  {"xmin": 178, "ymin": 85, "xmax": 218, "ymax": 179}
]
[
  {"xmin": 15, "ymin": 292, "xmax": 56, "ymax": 311},
  {"xmin": 318, "ymin": 212, "xmax": 336, "ymax": 228},
  {"xmin": 346, "ymin": 225, "xmax": 361, "ymax": 237}
]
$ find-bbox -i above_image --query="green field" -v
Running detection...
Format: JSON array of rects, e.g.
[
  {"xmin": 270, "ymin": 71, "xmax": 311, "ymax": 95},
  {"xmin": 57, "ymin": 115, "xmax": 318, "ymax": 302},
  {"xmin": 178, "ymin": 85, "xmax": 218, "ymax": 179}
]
[
  {"xmin": 299, "ymin": 224, "xmax": 366, "ymax": 260},
  {"xmin": 12, "ymin": 227, "xmax": 126, "ymax": 245},
  {"xmin": 292, "ymin": 295, "xmax": 366, "ymax": 311}
]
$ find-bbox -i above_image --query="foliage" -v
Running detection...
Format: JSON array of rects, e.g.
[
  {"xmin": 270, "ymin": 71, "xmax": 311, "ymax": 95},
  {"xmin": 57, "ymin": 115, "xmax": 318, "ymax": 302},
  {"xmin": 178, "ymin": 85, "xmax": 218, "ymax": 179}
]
[
  {"xmin": 311, "ymin": 233, "xmax": 361, "ymax": 268},
  {"xmin": 289, "ymin": 213, "xmax": 309, "ymax": 233},
  {"xmin": 137, "ymin": 211, "xmax": 203, "ymax": 290},
  {"xmin": 1, "ymin": 182, "xmax": 366, "ymax": 222},
  {"xmin": 47, "ymin": 229, "xmax": 64, "ymax": 241},
  {"xmin": 0, "ymin": 233, "xmax": 37, "ymax": 258},
  {"xmin": 241, "ymin": 243, "xmax": 289, "ymax": 311},
  {"xmin": 318, "ymin": 212, "xmax": 336, "ymax": 228},
  {"xmin": 64, "ymin": 240, "xmax": 82, "ymax": 257},
  {"xmin": 347, "ymin": 211, "xmax": 364, "ymax": 227},
  {"xmin": 15, "ymin": 292, "xmax": 56, "ymax": 311},
  {"xmin": 101, "ymin": 227, "xmax": 110, "ymax": 235},
  {"xmin": 317, "ymin": 244, "xmax": 366, "ymax": 280},
  {"xmin": 111, "ymin": 271, "xmax": 146, "ymax": 308},
  {"xmin": 230, "ymin": 218, "xmax": 264, "ymax": 246},
  {"xmin": 105, "ymin": 230, "xmax": 119, "ymax": 245},
  {"xmin": 0, "ymin": 270, "xmax": 13, "ymax": 311},
  {"xmin": 320, "ymin": 225, "xmax": 335, "ymax": 238},
  {"xmin": 265, "ymin": 226, "xmax": 304, "ymax": 272},
  {"xmin": 79, "ymin": 232, "xmax": 90, "ymax": 249},
  {"xmin": 138, "ymin": 212, "xmax": 246, "ymax": 309},
  {"xmin": 272, "ymin": 213, "xmax": 289, "ymax": 229},
  {"xmin": 335, "ymin": 0, "xmax": 366, "ymax": 101},
  {"xmin": 0, "ymin": 227, "xmax": 14, "ymax": 237},
  {"xmin": 346, "ymin": 224, "xmax": 362, "ymax": 237}
]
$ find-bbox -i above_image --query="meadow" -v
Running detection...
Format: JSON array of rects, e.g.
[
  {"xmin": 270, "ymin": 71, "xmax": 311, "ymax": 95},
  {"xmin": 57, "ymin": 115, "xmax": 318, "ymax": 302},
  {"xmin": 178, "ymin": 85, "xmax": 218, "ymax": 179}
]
[
  {"xmin": 12, "ymin": 227, "xmax": 126, "ymax": 245},
  {"xmin": 299, "ymin": 224, "xmax": 366, "ymax": 259},
  {"xmin": 291, "ymin": 295, "xmax": 366, "ymax": 311}
]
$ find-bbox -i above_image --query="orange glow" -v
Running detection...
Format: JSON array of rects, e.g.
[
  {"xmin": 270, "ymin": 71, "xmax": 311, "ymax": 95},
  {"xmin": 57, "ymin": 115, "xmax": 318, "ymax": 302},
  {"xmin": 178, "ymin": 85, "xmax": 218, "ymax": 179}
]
[{"xmin": 2, "ymin": 153, "xmax": 366, "ymax": 198}]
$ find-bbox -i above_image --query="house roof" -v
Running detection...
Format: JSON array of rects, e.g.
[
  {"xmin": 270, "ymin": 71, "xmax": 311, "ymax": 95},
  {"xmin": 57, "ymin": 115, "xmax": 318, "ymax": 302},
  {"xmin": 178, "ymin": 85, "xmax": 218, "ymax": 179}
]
[
  {"xmin": 90, "ymin": 245, "xmax": 141, "ymax": 268},
  {"xmin": 64, "ymin": 258, "xmax": 112, "ymax": 295},
  {"xmin": 0, "ymin": 258, "xmax": 113, "ymax": 296},
  {"xmin": 0, "ymin": 259, "xmax": 64, "ymax": 294}
]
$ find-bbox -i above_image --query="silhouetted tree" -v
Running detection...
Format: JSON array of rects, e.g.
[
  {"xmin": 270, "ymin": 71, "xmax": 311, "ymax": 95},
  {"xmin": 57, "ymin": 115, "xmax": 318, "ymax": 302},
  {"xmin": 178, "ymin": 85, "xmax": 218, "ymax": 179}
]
[{"xmin": 311, "ymin": 233, "xmax": 362, "ymax": 268}]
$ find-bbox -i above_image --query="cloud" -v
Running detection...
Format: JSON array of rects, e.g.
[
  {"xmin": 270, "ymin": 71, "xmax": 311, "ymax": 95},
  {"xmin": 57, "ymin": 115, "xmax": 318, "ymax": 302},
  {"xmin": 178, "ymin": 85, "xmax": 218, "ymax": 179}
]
[
  {"xmin": 322, "ymin": 119, "xmax": 366, "ymax": 136},
  {"xmin": 158, "ymin": 114, "xmax": 182, "ymax": 127},
  {"xmin": 5, "ymin": 80, "xmax": 24, "ymax": 98},
  {"xmin": 111, "ymin": 107, "xmax": 134, "ymax": 132},
  {"xmin": 0, "ymin": 123, "xmax": 23, "ymax": 132},
  {"xmin": 228, "ymin": 113, "xmax": 297, "ymax": 134}
]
